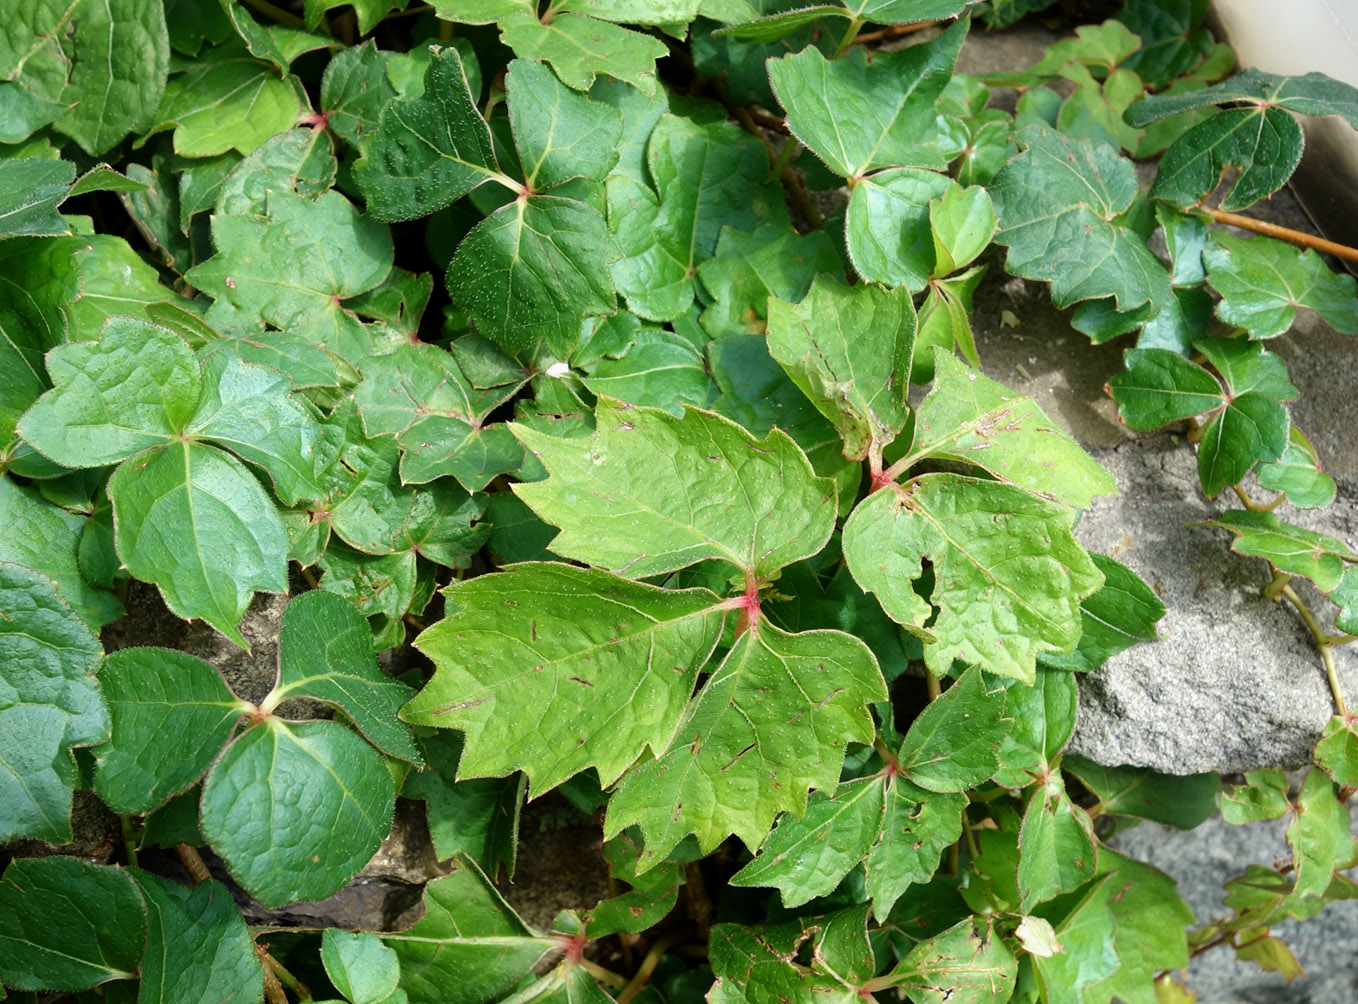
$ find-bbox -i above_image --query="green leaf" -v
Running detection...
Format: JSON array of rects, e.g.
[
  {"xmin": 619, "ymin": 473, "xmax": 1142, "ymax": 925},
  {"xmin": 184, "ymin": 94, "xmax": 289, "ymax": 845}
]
[
  {"xmin": 580, "ymin": 327, "xmax": 717, "ymax": 416},
  {"xmin": 1039, "ymin": 553, "xmax": 1165, "ymax": 672},
  {"xmin": 883, "ymin": 916, "xmax": 1019, "ymax": 1004},
  {"xmin": 382, "ymin": 860, "xmax": 551, "ymax": 1004},
  {"xmin": 608, "ymin": 115, "xmax": 787, "ymax": 322},
  {"xmin": 214, "ymin": 127, "xmax": 338, "ymax": 217},
  {"xmin": 1208, "ymin": 509, "xmax": 1354, "ymax": 593},
  {"xmin": 265, "ymin": 590, "xmax": 420, "ymax": 764},
  {"xmin": 1062, "ymin": 755, "xmax": 1217, "ymax": 828},
  {"xmin": 1118, "ymin": 0, "xmax": 1212, "ymax": 88},
  {"xmin": 1087, "ymin": 848, "xmax": 1195, "ymax": 1004},
  {"xmin": 449, "ymin": 195, "xmax": 618, "ymax": 356},
  {"xmin": 0, "ymin": 562, "xmax": 107, "ymax": 843},
  {"xmin": 187, "ymin": 189, "xmax": 394, "ymax": 358},
  {"xmin": 1030, "ymin": 876, "xmax": 1119, "ymax": 1003},
  {"xmin": 0, "ymin": 237, "xmax": 66, "ymax": 441},
  {"xmin": 846, "ymin": 168, "xmax": 952, "ymax": 291},
  {"xmin": 1204, "ymin": 232, "xmax": 1358, "ymax": 338},
  {"xmin": 321, "ymin": 41, "xmax": 398, "ymax": 149},
  {"xmin": 1219, "ymin": 768, "xmax": 1290, "ymax": 824},
  {"xmin": 322, "ymin": 930, "xmax": 401, "ymax": 1004},
  {"xmin": 766, "ymin": 275, "xmax": 916, "ymax": 462},
  {"xmin": 0, "ymin": 479, "xmax": 123, "ymax": 630},
  {"xmin": 130, "ymin": 871, "xmax": 262, "ymax": 1004},
  {"xmin": 866, "ymin": 781, "xmax": 966, "ymax": 918},
  {"xmin": 897, "ymin": 666, "xmax": 1009, "ymax": 792},
  {"xmin": 0, "ymin": 857, "xmax": 144, "ymax": 991},
  {"xmin": 93, "ymin": 648, "xmax": 248, "ymax": 813},
  {"xmin": 507, "ymin": 58, "xmax": 622, "ymax": 191},
  {"xmin": 1287, "ymin": 769, "xmax": 1355, "ymax": 902},
  {"xmin": 18, "ymin": 318, "xmax": 199, "ymax": 467},
  {"xmin": 768, "ymin": 20, "xmax": 967, "ymax": 177},
  {"xmin": 1256, "ymin": 426, "xmax": 1336, "ymax": 509},
  {"xmin": 991, "ymin": 125, "xmax": 1170, "ymax": 315},
  {"xmin": 0, "ymin": 159, "xmax": 74, "ymax": 239},
  {"xmin": 1106, "ymin": 347, "xmax": 1222, "ymax": 428},
  {"xmin": 108, "ymin": 441, "xmax": 289, "ymax": 647},
  {"xmin": 407, "ymin": 561, "xmax": 724, "ymax": 792},
  {"xmin": 697, "ymin": 224, "xmax": 844, "ymax": 339},
  {"xmin": 354, "ymin": 47, "xmax": 500, "ymax": 222},
  {"xmin": 842, "ymin": 475, "xmax": 1103, "ymax": 682},
  {"xmin": 513, "ymin": 398, "xmax": 836, "ymax": 579},
  {"xmin": 1016, "ymin": 776, "xmax": 1098, "ymax": 909},
  {"xmin": 606, "ymin": 623, "xmax": 885, "ymax": 865},
  {"xmin": 930, "ymin": 183, "xmax": 998, "ymax": 276},
  {"xmin": 305, "ymin": 0, "xmax": 403, "ymax": 34},
  {"xmin": 730, "ymin": 778, "xmax": 886, "ymax": 907},
  {"xmin": 200, "ymin": 718, "xmax": 396, "ymax": 908},
  {"xmin": 499, "ymin": 12, "xmax": 669, "ymax": 96},
  {"xmin": 1315, "ymin": 715, "xmax": 1358, "ymax": 787},
  {"xmin": 907, "ymin": 349, "xmax": 1117, "ymax": 508},
  {"xmin": 585, "ymin": 830, "xmax": 683, "ymax": 937},
  {"xmin": 53, "ymin": 0, "xmax": 169, "ymax": 156}
]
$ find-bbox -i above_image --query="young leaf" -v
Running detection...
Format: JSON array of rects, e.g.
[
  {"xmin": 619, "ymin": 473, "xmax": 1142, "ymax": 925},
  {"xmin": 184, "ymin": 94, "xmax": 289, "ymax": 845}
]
[
  {"xmin": 200, "ymin": 718, "xmax": 396, "ymax": 908},
  {"xmin": 846, "ymin": 168, "xmax": 952, "ymax": 291},
  {"xmin": 93, "ymin": 648, "xmax": 250, "ymax": 814},
  {"xmin": 1062, "ymin": 755, "xmax": 1218, "ymax": 828},
  {"xmin": 768, "ymin": 20, "xmax": 967, "ymax": 178},
  {"xmin": 842, "ymin": 475, "xmax": 1103, "ymax": 682},
  {"xmin": 930, "ymin": 183, "xmax": 998, "ymax": 276},
  {"xmin": 1204, "ymin": 232, "xmax": 1358, "ymax": 339},
  {"xmin": 506, "ymin": 58, "xmax": 622, "ymax": 191},
  {"xmin": 1287, "ymin": 769, "xmax": 1357, "ymax": 903},
  {"xmin": 1219, "ymin": 768, "xmax": 1291, "ymax": 824},
  {"xmin": 265, "ymin": 589, "xmax": 421, "ymax": 764},
  {"xmin": 697, "ymin": 224, "xmax": 844, "ymax": 339},
  {"xmin": 511, "ymin": 398, "xmax": 837, "ymax": 580},
  {"xmin": 1107, "ymin": 347, "xmax": 1222, "ymax": 428},
  {"xmin": 883, "ymin": 916, "xmax": 1018, "ymax": 1004},
  {"xmin": 897, "ymin": 666, "xmax": 1009, "ymax": 792},
  {"xmin": 382, "ymin": 859, "xmax": 551, "ymax": 1004},
  {"xmin": 0, "ymin": 562, "xmax": 108, "ymax": 843},
  {"xmin": 584, "ymin": 830, "xmax": 683, "ymax": 937},
  {"xmin": 322, "ymin": 930, "xmax": 401, "ymax": 1004},
  {"xmin": 0, "ymin": 857, "xmax": 144, "ymax": 991},
  {"xmin": 406, "ymin": 562, "xmax": 726, "ymax": 793},
  {"xmin": 108, "ymin": 441, "xmax": 289, "ymax": 647},
  {"xmin": 907, "ymin": 349, "xmax": 1117, "ymax": 508},
  {"xmin": 1039, "ymin": 552, "xmax": 1165, "ymax": 672},
  {"xmin": 130, "ymin": 871, "xmax": 263, "ymax": 1004},
  {"xmin": 1255, "ymin": 426, "xmax": 1337, "ymax": 509},
  {"xmin": 991, "ymin": 125, "xmax": 1171, "ymax": 316},
  {"xmin": 1315, "ymin": 715, "xmax": 1358, "ymax": 787},
  {"xmin": 606, "ymin": 623, "xmax": 886, "ymax": 866},
  {"xmin": 766, "ymin": 275, "xmax": 916, "ymax": 462},
  {"xmin": 1208, "ymin": 509, "xmax": 1355, "ymax": 593}
]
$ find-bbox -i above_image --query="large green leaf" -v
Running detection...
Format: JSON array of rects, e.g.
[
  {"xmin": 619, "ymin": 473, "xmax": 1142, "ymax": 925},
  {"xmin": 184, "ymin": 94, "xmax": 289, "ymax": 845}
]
[
  {"xmin": 0, "ymin": 857, "xmax": 144, "ymax": 991},
  {"xmin": 842, "ymin": 475, "xmax": 1103, "ymax": 682},
  {"xmin": 407, "ymin": 562, "xmax": 725, "ymax": 793},
  {"xmin": 499, "ymin": 12, "xmax": 669, "ymax": 96},
  {"xmin": 1204, "ymin": 232, "xmax": 1358, "ymax": 338},
  {"xmin": 767, "ymin": 20, "xmax": 967, "ymax": 177},
  {"xmin": 383, "ymin": 860, "xmax": 551, "ymax": 1004},
  {"xmin": 905, "ymin": 349, "xmax": 1116, "ymax": 508},
  {"xmin": 507, "ymin": 57, "xmax": 622, "ymax": 191},
  {"xmin": 867, "ymin": 781, "xmax": 967, "ymax": 919},
  {"xmin": 897, "ymin": 665, "xmax": 1009, "ymax": 793},
  {"xmin": 512, "ymin": 398, "xmax": 837, "ymax": 580},
  {"xmin": 766, "ymin": 275, "xmax": 916, "ymax": 462},
  {"xmin": 108, "ymin": 441, "xmax": 289, "ymax": 647},
  {"xmin": 264, "ymin": 589, "xmax": 420, "ymax": 763},
  {"xmin": 605, "ymin": 623, "xmax": 885, "ymax": 866},
  {"xmin": 93, "ymin": 648, "xmax": 249, "ymax": 814},
  {"xmin": 844, "ymin": 168, "xmax": 952, "ymax": 291},
  {"xmin": 1286, "ymin": 769, "xmax": 1355, "ymax": 904},
  {"xmin": 697, "ymin": 224, "xmax": 844, "ymax": 339},
  {"xmin": 0, "ymin": 562, "xmax": 108, "ymax": 843},
  {"xmin": 991, "ymin": 125, "xmax": 1170, "ymax": 315},
  {"xmin": 130, "ymin": 871, "xmax": 262, "ymax": 1004},
  {"xmin": 200, "ymin": 718, "xmax": 396, "ymax": 908}
]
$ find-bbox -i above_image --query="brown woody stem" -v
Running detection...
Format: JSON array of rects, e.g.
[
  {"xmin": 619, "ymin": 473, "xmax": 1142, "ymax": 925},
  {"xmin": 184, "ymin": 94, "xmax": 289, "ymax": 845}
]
[{"xmin": 1202, "ymin": 206, "xmax": 1358, "ymax": 264}]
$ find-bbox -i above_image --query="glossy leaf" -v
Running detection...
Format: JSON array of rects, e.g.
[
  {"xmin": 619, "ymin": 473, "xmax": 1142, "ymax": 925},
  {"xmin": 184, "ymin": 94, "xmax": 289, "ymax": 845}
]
[
  {"xmin": 842, "ymin": 474, "xmax": 1103, "ymax": 682},
  {"xmin": 512, "ymin": 398, "xmax": 837, "ymax": 580}
]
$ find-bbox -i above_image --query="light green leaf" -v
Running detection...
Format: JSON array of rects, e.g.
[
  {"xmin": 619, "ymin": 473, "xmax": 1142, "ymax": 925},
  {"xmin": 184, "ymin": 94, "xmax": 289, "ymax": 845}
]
[
  {"xmin": 1315, "ymin": 716, "xmax": 1358, "ymax": 787},
  {"xmin": 322, "ymin": 930, "xmax": 401, "ymax": 1004},
  {"xmin": 1031, "ymin": 876, "xmax": 1119, "ymax": 1004},
  {"xmin": 605, "ymin": 623, "xmax": 885, "ymax": 866},
  {"xmin": 18, "ymin": 318, "xmax": 199, "ymax": 468},
  {"xmin": 407, "ymin": 562, "xmax": 724, "ymax": 792},
  {"xmin": 1039, "ymin": 552, "xmax": 1165, "ymax": 672},
  {"xmin": 200, "ymin": 718, "xmax": 396, "ymax": 908},
  {"xmin": 865, "ymin": 781, "xmax": 966, "ymax": 918},
  {"xmin": 1062, "ymin": 755, "xmax": 1217, "ymax": 829},
  {"xmin": 930, "ymin": 183, "xmax": 998, "ymax": 276},
  {"xmin": 265, "ymin": 590, "xmax": 420, "ymax": 763},
  {"xmin": 499, "ymin": 12, "xmax": 669, "ymax": 97},
  {"xmin": 1016, "ymin": 776, "xmax": 1098, "ymax": 910},
  {"xmin": 305, "ymin": 0, "xmax": 404, "ymax": 34},
  {"xmin": 507, "ymin": 58, "xmax": 622, "ymax": 191},
  {"xmin": 215, "ymin": 127, "xmax": 337, "ymax": 217},
  {"xmin": 187, "ymin": 189, "xmax": 393, "ymax": 358},
  {"xmin": 1205, "ymin": 232, "xmax": 1358, "ymax": 338},
  {"xmin": 898, "ymin": 665, "xmax": 1009, "ymax": 792},
  {"xmin": 1255, "ymin": 426, "xmax": 1337, "ymax": 509},
  {"xmin": 382, "ymin": 860, "xmax": 551, "ymax": 1004},
  {"xmin": 354, "ymin": 47, "xmax": 500, "ymax": 222},
  {"xmin": 580, "ymin": 328, "xmax": 717, "ymax": 416},
  {"xmin": 0, "ymin": 159, "xmax": 74, "ymax": 239},
  {"xmin": 130, "ymin": 871, "xmax": 263, "ymax": 1004},
  {"xmin": 766, "ymin": 275, "xmax": 916, "ymax": 461},
  {"xmin": 907, "ymin": 349, "xmax": 1117, "ymax": 508},
  {"xmin": 93, "ymin": 648, "xmax": 248, "ymax": 813},
  {"xmin": 320, "ymin": 40, "xmax": 398, "ymax": 148},
  {"xmin": 0, "ymin": 857, "xmax": 144, "ymax": 991},
  {"xmin": 846, "ymin": 168, "xmax": 952, "ymax": 291},
  {"xmin": 1208, "ymin": 509, "xmax": 1355, "ymax": 593},
  {"xmin": 991, "ymin": 125, "xmax": 1171, "ymax": 315},
  {"xmin": 1287, "ymin": 768, "xmax": 1354, "ymax": 902},
  {"xmin": 768, "ymin": 20, "xmax": 967, "ymax": 177},
  {"xmin": 883, "ymin": 916, "xmax": 1018, "ymax": 1004},
  {"xmin": 512, "ymin": 397, "xmax": 837, "ymax": 579},
  {"xmin": 108, "ymin": 441, "xmax": 289, "ymax": 647},
  {"xmin": 842, "ymin": 474, "xmax": 1103, "ymax": 682},
  {"xmin": 448, "ymin": 195, "xmax": 618, "ymax": 356},
  {"xmin": 730, "ymin": 778, "xmax": 886, "ymax": 907},
  {"xmin": 697, "ymin": 224, "xmax": 844, "ymax": 339},
  {"xmin": 1219, "ymin": 768, "xmax": 1291, "ymax": 824},
  {"xmin": 0, "ymin": 562, "xmax": 107, "ymax": 843},
  {"xmin": 0, "ymin": 479, "xmax": 123, "ymax": 629}
]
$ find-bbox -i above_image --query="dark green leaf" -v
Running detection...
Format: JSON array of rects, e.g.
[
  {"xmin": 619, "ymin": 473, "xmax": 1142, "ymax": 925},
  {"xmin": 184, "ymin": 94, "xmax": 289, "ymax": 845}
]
[
  {"xmin": 499, "ymin": 12, "xmax": 669, "ymax": 96},
  {"xmin": 866, "ymin": 781, "xmax": 967, "ymax": 918},
  {"xmin": 1062, "ymin": 755, "xmax": 1217, "ymax": 828},
  {"xmin": 1106, "ymin": 347, "xmax": 1222, "ymax": 429},
  {"xmin": 1016, "ymin": 776, "xmax": 1097, "ymax": 909},
  {"xmin": 697, "ymin": 224, "xmax": 844, "ymax": 339},
  {"xmin": 1040, "ymin": 552, "xmax": 1165, "ymax": 673},
  {"xmin": 0, "ymin": 159, "xmax": 74, "ymax": 239},
  {"xmin": 507, "ymin": 58, "xmax": 621, "ymax": 190},
  {"xmin": 1205, "ymin": 232, "xmax": 1358, "ymax": 338},
  {"xmin": 585, "ymin": 830, "xmax": 683, "ymax": 937},
  {"xmin": 898, "ymin": 666, "xmax": 1009, "ymax": 792}
]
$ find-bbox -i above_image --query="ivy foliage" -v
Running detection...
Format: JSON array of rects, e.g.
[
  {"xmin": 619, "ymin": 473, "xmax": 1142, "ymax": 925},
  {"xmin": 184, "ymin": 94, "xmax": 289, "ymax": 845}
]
[{"xmin": 2, "ymin": 0, "xmax": 1358, "ymax": 1002}]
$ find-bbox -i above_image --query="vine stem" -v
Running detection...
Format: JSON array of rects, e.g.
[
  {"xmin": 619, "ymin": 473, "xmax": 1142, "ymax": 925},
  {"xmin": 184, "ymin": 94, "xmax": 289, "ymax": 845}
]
[
  {"xmin": 1201, "ymin": 206, "xmax": 1358, "ymax": 264},
  {"xmin": 616, "ymin": 929, "xmax": 690, "ymax": 1004},
  {"xmin": 268, "ymin": 956, "xmax": 312, "ymax": 1001},
  {"xmin": 174, "ymin": 843, "xmax": 212, "ymax": 884},
  {"xmin": 579, "ymin": 958, "xmax": 628, "ymax": 989},
  {"xmin": 1278, "ymin": 583, "xmax": 1347, "ymax": 716},
  {"xmin": 259, "ymin": 945, "xmax": 289, "ymax": 1004},
  {"xmin": 852, "ymin": 20, "xmax": 940, "ymax": 45},
  {"xmin": 120, "ymin": 816, "xmax": 139, "ymax": 868},
  {"xmin": 834, "ymin": 17, "xmax": 865, "ymax": 56}
]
